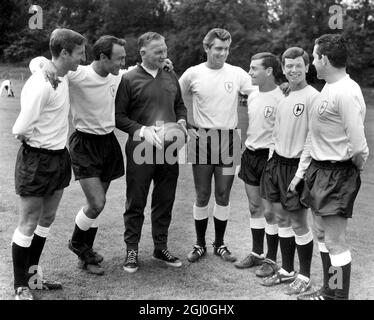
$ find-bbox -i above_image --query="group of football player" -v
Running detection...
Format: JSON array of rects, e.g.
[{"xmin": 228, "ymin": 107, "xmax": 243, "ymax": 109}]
[{"xmin": 10, "ymin": 26, "xmax": 368, "ymax": 301}]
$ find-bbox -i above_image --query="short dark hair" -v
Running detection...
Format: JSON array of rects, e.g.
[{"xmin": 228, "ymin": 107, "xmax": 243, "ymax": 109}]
[
  {"xmin": 49, "ymin": 28, "xmax": 86, "ymax": 59},
  {"xmin": 92, "ymin": 35, "xmax": 126, "ymax": 60},
  {"xmin": 203, "ymin": 28, "xmax": 231, "ymax": 49},
  {"xmin": 138, "ymin": 32, "xmax": 165, "ymax": 50},
  {"xmin": 282, "ymin": 47, "xmax": 309, "ymax": 66},
  {"xmin": 251, "ymin": 52, "xmax": 281, "ymax": 78},
  {"xmin": 315, "ymin": 34, "xmax": 347, "ymax": 68}
]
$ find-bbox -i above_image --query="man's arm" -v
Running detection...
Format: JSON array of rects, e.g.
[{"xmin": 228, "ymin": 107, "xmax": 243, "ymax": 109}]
[
  {"xmin": 12, "ymin": 75, "xmax": 49, "ymax": 141},
  {"xmin": 239, "ymin": 67, "xmax": 258, "ymax": 96},
  {"xmin": 115, "ymin": 76, "xmax": 143, "ymax": 136},
  {"xmin": 340, "ymin": 91, "xmax": 369, "ymax": 171}
]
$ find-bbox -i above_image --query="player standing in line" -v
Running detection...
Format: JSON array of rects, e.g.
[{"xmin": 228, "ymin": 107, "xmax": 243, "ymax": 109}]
[
  {"xmin": 298, "ymin": 34, "xmax": 369, "ymax": 300},
  {"xmin": 234, "ymin": 53, "xmax": 283, "ymax": 279},
  {"xmin": 115, "ymin": 32, "xmax": 187, "ymax": 273},
  {"xmin": 260, "ymin": 47, "xmax": 319, "ymax": 295},
  {"xmin": 179, "ymin": 28, "xmax": 257, "ymax": 263},
  {"xmin": 11, "ymin": 28, "xmax": 86, "ymax": 300}
]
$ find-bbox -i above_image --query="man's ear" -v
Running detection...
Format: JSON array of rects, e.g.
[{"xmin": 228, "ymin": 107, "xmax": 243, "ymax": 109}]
[
  {"xmin": 322, "ymin": 55, "xmax": 329, "ymax": 66},
  {"xmin": 266, "ymin": 67, "xmax": 273, "ymax": 77},
  {"xmin": 100, "ymin": 52, "xmax": 109, "ymax": 61},
  {"xmin": 60, "ymin": 48, "xmax": 69, "ymax": 58},
  {"xmin": 305, "ymin": 64, "xmax": 310, "ymax": 73}
]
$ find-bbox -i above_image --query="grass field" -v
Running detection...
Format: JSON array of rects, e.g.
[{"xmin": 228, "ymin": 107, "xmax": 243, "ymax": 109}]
[{"xmin": 1, "ymin": 71, "xmax": 374, "ymax": 301}]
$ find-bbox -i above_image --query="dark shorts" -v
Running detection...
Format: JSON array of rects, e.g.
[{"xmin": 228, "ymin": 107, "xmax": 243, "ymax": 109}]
[
  {"xmin": 68, "ymin": 130, "xmax": 124, "ymax": 182},
  {"xmin": 260, "ymin": 152, "xmax": 307, "ymax": 212},
  {"xmin": 187, "ymin": 128, "xmax": 241, "ymax": 167},
  {"xmin": 238, "ymin": 148, "xmax": 269, "ymax": 186},
  {"xmin": 15, "ymin": 143, "xmax": 71, "ymax": 196},
  {"xmin": 300, "ymin": 159, "xmax": 361, "ymax": 218}
]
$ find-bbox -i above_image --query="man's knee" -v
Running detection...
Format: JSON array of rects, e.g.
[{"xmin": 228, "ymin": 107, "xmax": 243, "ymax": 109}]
[
  {"xmin": 214, "ymin": 188, "xmax": 230, "ymax": 206},
  {"xmin": 87, "ymin": 197, "xmax": 106, "ymax": 216},
  {"xmin": 196, "ymin": 190, "xmax": 211, "ymax": 207}
]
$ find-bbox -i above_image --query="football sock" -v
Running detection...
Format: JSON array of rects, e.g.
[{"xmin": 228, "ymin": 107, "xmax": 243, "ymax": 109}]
[
  {"xmin": 295, "ymin": 230, "xmax": 314, "ymax": 279},
  {"xmin": 279, "ymin": 227, "xmax": 296, "ymax": 273},
  {"xmin": 330, "ymin": 251, "xmax": 352, "ymax": 300},
  {"xmin": 28, "ymin": 225, "xmax": 50, "ymax": 279},
  {"xmin": 265, "ymin": 223, "xmax": 279, "ymax": 262},
  {"xmin": 250, "ymin": 217, "xmax": 265, "ymax": 256},
  {"xmin": 12, "ymin": 228, "xmax": 33, "ymax": 289},
  {"xmin": 193, "ymin": 204, "xmax": 209, "ymax": 247}
]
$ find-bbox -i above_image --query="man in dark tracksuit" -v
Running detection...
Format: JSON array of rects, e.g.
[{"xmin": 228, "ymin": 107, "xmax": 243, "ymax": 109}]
[{"xmin": 115, "ymin": 32, "xmax": 187, "ymax": 273}]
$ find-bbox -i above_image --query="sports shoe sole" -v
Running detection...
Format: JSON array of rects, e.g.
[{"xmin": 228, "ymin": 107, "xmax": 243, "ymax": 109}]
[
  {"xmin": 261, "ymin": 274, "xmax": 296, "ymax": 286},
  {"xmin": 123, "ymin": 265, "xmax": 138, "ymax": 273},
  {"xmin": 152, "ymin": 256, "xmax": 182, "ymax": 267}
]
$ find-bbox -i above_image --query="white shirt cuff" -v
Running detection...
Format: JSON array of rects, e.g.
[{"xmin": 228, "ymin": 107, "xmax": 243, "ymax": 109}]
[{"xmin": 139, "ymin": 126, "xmax": 146, "ymax": 138}]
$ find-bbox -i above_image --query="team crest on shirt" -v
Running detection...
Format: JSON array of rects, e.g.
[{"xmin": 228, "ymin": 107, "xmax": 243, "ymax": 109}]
[
  {"xmin": 293, "ymin": 103, "xmax": 305, "ymax": 117},
  {"xmin": 224, "ymin": 82, "xmax": 233, "ymax": 93},
  {"xmin": 319, "ymin": 100, "xmax": 328, "ymax": 115},
  {"xmin": 264, "ymin": 106, "xmax": 274, "ymax": 118},
  {"xmin": 110, "ymin": 84, "xmax": 116, "ymax": 97}
]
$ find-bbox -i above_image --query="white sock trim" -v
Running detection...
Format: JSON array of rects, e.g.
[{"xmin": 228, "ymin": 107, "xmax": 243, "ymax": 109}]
[
  {"xmin": 279, "ymin": 268, "xmax": 295, "ymax": 276},
  {"xmin": 91, "ymin": 215, "xmax": 100, "ymax": 228},
  {"xmin": 193, "ymin": 203, "xmax": 209, "ymax": 221},
  {"xmin": 12, "ymin": 228, "xmax": 33, "ymax": 247},
  {"xmin": 295, "ymin": 230, "xmax": 313, "ymax": 246},
  {"xmin": 330, "ymin": 251, "xmax": 352, "ymax": 267},
  {"xmin": 34, "ymin": 225, "xmax": 50, "ymax": 238},
  {"xmin": 251, "ymin": 252, "xmax": 265, "ymax": 258},
  {"xmin": 250, "ymin": 217, "xmax": 266, "ymax": 229},
  {"xmin": 278, "ymin": 226, "xmax": 294, "ymax": 238},
  {"xmin": 318, "ymin": 242, "xmax": 329, "ymax": 253},
  {"xmin": 75, "ymin": 208, "xmax": 95, "ymax": 231},
  {"xmin": 213, "ymin": 202, "xmax": 230, "ymax": 221},
  {"xmin": 297, "ymin": 274, "xmax": 310, "ymax": 282},
  {"xmin": 265, "ymin": 223, "xmax": 278, "ymax": 235}
]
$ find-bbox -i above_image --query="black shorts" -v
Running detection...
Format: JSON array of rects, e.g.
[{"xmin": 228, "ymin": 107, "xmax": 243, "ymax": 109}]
[
  {"xmin": 238, "ymin": 148, "xmax": 269, "ymax": 186},
  {"xmin": 260, "ymin": 152, "xmax": 307, "ymax": 211},
  {"xmin": 187, "ymin": 128, "xmax": 241, "ymax": 167},
  {"xmin": 300, "ymin": 159, "xmax": 361, "ymax": 218},
  {"xmin": 68, "ymin": 130, "xmax": 124, "ymax": 182},
  {"xmin": 15, "ymin": 143, "xmax": 71, "ymax": 196}
]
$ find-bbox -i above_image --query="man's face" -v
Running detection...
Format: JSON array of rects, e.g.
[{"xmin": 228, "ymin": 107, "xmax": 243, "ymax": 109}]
[
  {"xmin": 312, "ymin": 44, "xmax": 324, "ymax": 80},
  {"xmin": 282, "ymin": 56, "xmax": 308, "ymax": 86},
  {"xmin": 104, "ymin": 43, "xmax": 126, "ymax": 75},
  {"xmin": 248, "ymin": 59, "xmax": 269, "ymax": 86},
  {"xmin": 141, "ymin": 39, "xmax": 167, "ymax": 70},
  {"xmin": 205, "ymin": 38, "xmax": 230, "ymax": 69},
  {"xmin": 67, "ymin": 44, "xmax": 86, "ymax": 71}
]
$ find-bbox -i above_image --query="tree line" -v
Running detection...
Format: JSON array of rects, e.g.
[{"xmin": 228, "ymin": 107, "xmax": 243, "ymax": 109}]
[{"xmin": 0, "ymin": 0, "xmax": 373, "ymax": 86}]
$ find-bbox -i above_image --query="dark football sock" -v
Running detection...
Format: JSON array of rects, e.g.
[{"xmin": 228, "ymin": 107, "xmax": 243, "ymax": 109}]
[
  {"xmin": 195, "ymin": 218, "xmax": 208, "ymax": 247},
  {"xmin": 266, "ymin": 233, "xmax": 279, "ymax": 262},
  {"xmin": 296, "ymin": 240, "xmax": 313, "ymax": 278},
  {"xmin": 279, "ymin": 236, "xmax": 296, "ymax": 273},
  {"xmin": 213, "ymin": 217, "xmax": 227, "ymax": 247},
  {"xmin": 251, "ymin": 228, "xmax": 265, "ymax": 256},
  {"xmin": 12, "ymin": 243, "xmax": 30, "ymax": 289}
]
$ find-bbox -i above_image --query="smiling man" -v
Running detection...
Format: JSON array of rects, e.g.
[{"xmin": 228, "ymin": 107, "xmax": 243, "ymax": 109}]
[
  {"xmin": 115, "ymin": 32, "xmax": 187, "ymax": 273},
  {"xmin": 179, "ymin": 28, "xmax": 257, "ymax": 264},
  {"xmin": 11, "ymin": 28, "xmax": 86, "ymax": 300},
  {"xmin": 235, "ymin": 53, "xmax": 283, "ymax": 278},
  {"xmin": 260, "ymin": 47, "xmax": 319, "ymax": 296},
  {"xmin": 298, "ymin": 34, "xmax": 369, "ymax": 300}
]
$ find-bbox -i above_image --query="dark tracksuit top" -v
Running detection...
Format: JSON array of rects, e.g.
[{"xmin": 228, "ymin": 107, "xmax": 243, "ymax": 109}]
[{"xmin": 115, "ymin": 65, "xmax": 187, "ymax": 250}]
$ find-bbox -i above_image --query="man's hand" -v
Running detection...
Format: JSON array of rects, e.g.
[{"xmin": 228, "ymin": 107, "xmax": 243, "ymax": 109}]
[
  {"xmin": 288, "ymin": 176, "xmax": 302, "ymax": 194},
  {"xmin": 185, "ymin": 122, "xmax": 199, "ymax": 139},
  {"xmin": 143, "ymin": 126, "xmax": 162, "ymax": 150},
  {"xmin": 15, "ymin": 134, "xmax": 27, "ymax": 142},
  {"xmin": 163, "ymin": 58, "xmax": 174, "ymax": 72},
  {"xmin": 280, "ymin": 82, "xmax": 291, "ymax": 97},
  {"xmin": 41, "ymin": 60, "xmax": 61, "ymax": 90}
]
